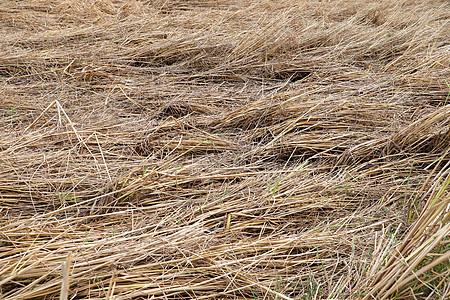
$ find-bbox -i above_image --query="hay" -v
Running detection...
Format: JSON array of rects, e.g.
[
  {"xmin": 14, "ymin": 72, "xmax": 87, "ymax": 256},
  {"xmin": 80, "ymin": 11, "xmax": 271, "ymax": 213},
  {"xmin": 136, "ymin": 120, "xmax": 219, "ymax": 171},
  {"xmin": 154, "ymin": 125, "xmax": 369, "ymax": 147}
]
[{"xmin": 1, "ymin": 0, "xmax": 449, "ymax": 299}]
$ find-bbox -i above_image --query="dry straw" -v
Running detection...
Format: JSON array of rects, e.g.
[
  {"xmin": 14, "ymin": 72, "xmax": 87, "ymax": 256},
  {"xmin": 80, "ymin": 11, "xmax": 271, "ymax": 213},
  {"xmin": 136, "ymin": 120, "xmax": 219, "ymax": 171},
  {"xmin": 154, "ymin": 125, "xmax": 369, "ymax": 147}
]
[{"xmin": 1, "ymin": 0, "xmax": 449, "ymax": 299}]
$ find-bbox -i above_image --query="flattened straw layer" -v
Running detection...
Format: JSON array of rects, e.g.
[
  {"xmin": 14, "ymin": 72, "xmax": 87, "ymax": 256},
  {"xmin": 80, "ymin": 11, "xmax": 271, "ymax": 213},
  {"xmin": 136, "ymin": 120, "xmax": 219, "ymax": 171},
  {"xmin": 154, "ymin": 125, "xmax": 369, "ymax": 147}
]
[{"xmin": 2, "ymin": 0, "xmax": 450, "ymax": 299}]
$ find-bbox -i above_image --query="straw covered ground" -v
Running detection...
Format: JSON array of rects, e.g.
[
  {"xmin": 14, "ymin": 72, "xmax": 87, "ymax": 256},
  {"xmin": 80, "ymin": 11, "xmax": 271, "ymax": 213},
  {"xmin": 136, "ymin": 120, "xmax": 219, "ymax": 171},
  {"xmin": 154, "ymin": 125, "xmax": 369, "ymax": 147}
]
[{"xmin": 1, "ymin": 0, "xmax": 449, "ymax": 299}]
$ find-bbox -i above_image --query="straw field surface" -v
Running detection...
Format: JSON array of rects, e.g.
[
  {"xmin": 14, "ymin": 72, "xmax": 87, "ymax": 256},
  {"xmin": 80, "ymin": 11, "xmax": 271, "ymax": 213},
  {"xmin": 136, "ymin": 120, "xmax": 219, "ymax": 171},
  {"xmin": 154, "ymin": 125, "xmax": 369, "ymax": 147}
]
[{"xmin": 1, "ymin": 0, "xmax": 449, "ymax": 299}]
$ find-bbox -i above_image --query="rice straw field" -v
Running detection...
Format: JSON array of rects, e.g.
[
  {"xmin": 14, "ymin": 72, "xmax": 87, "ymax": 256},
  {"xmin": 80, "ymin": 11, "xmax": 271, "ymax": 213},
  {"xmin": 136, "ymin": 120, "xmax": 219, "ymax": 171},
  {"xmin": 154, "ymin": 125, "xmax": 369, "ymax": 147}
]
[{"xmin": 1, "ymin": 0, "xmax": 449, "ymax": 299}]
